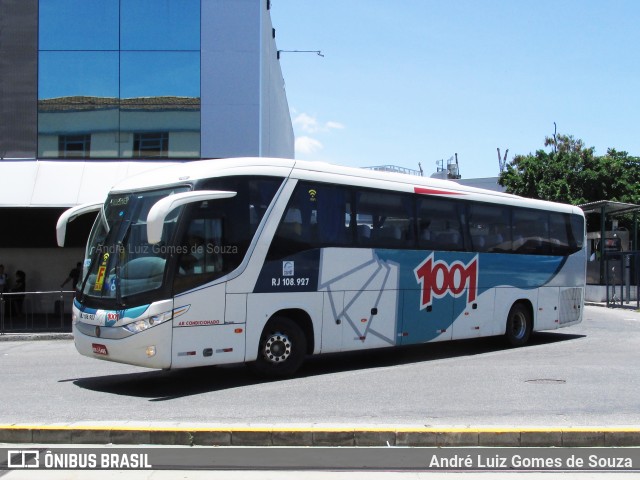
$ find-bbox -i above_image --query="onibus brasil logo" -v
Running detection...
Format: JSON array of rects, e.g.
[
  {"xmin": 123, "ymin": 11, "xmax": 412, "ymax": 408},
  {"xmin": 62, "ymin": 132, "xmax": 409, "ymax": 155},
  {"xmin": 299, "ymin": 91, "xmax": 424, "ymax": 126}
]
[{"xmin": 414, "ymin": 254, "xmax": 479, "ymax": 309}]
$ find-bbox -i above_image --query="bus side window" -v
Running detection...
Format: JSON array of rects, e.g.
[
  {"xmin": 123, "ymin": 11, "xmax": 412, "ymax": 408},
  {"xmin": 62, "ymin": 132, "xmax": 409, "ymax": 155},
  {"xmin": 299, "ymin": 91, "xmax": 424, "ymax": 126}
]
[
  {"xmin": 279, "ymin": 208, "xmax": 303, "ymax": 239},
  {"xmin": 355, "ymin": 190, "xmax": 414, "ymax": 249},
  {"xmin": 468, "ymin": 203, "xmax": 511, "ymax": 253},
  {"xmin": 549, "ymin": 212, "xmax": 580, "ymax": 256},
  {"xmin": 315, "ymin": 185, "xmax": 350, "ymax": 246},
  {"xmin": 202, "ymin": 175, "xmax": 283, "ymax": 240},
  {"xmin": 569, "ymin": 214, "xmax": 585, "ymax": 251},
  {"xmin": 512, "ymin": 209, "xmax": 550, "ymax": 255},
  {"xmin": 270, "ymin": 188, "xmax": 311, "ymax": 258},
  {"xmin": 357, "ymin": 224, "xmax": 371, "ymax": 244},
  {"xmin": 268, "ymin": 182, "xmax": 351, "ymax": 259},
  {"xmin": 417, "ymin": 197, "xmax": 465, "ymax": 251},
  {"xmin": 177, "ymin": 217, "xmax": 222, "ymax": 276},
  {"xmin": 248, "ymin": 178, "xmax": 283, "ymax": 235}
]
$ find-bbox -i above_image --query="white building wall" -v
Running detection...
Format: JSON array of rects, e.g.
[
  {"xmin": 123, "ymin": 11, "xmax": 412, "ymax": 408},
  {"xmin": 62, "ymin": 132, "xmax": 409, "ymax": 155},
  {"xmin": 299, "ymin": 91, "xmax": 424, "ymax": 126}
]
[
  {"xmin": 0, "ymin": 161, "xmax": 175, "ymax": 207},
  {"xmin": 260, "ymin": 2, "xmax": 294, "ymax": 158},
  {"xmin": 200, "ymin": 0, "xmax": 293, "ymax": 159},
  {"xmin": 200, "ymin": 0, "xmax": 261, "ymax": 158}
]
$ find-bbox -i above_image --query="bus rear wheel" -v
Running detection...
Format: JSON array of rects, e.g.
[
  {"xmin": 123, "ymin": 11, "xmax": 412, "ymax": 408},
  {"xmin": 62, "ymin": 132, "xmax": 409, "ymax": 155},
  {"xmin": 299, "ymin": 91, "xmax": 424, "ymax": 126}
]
[
  {"xmin": 505, "ymin": 302, "xmax": 532, "ymax": 347},
  {"xmin": 252, "ymin": 317, "xmax": 306, "ymax": 377}
]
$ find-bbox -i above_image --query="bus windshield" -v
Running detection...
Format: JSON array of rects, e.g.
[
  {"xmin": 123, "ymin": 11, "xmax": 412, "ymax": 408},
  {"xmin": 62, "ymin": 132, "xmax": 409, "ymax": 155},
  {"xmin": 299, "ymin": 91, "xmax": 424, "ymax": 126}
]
[
  {"xmin": 79, "ymin": 176, "xmax": 284, "ymax": 307},
  {"xmin": 80, "ymin": 186, "xmax": 189, "ymax": 305}
]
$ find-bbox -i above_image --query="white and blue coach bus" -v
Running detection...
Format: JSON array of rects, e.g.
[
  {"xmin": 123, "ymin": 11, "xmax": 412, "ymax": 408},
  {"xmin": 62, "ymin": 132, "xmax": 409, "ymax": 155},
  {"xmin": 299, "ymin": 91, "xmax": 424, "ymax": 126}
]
[{"xmin": 56, "ymin": 158, "xmax": 586, "ymax": 376}]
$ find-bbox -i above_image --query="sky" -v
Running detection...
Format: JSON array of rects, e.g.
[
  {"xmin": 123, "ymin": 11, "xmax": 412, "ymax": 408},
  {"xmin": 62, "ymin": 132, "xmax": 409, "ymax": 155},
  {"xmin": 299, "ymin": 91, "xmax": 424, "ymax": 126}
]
[{"xmin": 270, "ymin": 0, "xmax": 640, "ymax": 179}]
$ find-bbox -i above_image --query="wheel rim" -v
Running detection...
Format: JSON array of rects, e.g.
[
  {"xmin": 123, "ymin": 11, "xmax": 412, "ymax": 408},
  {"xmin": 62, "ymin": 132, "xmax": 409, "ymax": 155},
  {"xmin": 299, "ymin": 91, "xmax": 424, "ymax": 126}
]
[
  {"xmin": 510, "ymin": 311, "xmax": 528, "ymax": 339},
  {"xmin": 262, "ymin": 331, "xmax": 292, "ymax": 364}
]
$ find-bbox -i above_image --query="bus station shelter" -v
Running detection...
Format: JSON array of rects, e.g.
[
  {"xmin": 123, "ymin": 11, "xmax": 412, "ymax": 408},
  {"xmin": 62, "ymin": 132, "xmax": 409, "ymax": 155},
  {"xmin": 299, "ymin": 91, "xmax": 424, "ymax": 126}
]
[{"xmin": 579, "ymin": 200, "xmax": 640, "ymax": 306}]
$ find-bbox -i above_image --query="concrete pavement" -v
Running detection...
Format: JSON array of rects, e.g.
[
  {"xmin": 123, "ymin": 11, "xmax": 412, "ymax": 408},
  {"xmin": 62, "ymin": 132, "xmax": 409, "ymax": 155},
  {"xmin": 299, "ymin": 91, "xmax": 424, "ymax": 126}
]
[{"xmin": 1, "ymin": 303, "xmax": 639, "ymax": 448}]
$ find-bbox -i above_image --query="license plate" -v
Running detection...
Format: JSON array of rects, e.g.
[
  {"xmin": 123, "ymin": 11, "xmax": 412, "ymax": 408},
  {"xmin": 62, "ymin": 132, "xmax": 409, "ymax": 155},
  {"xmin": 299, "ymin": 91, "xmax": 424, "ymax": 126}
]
[{"xmin": 92, "ymin": 343, "xmax": 108, "ymax": 355}]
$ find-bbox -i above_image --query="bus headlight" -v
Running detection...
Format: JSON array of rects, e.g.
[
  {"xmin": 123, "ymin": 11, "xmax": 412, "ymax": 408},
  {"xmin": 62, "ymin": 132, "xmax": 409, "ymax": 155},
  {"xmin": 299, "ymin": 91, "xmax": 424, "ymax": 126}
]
[{"xmin": 124, "ymin": 311, "xmax": 172, "ymax": 333}]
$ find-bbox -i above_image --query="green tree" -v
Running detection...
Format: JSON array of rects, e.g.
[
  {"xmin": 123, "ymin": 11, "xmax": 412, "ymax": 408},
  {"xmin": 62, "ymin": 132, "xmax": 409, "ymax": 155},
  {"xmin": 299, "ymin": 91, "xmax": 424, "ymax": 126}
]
[
  {"xmin": 499, "ymin": 135, "xmax": 640, "ymax": 230},
  {"xmin": 499, "ymin": 134, "xmax": 640, "ymax": 206}
]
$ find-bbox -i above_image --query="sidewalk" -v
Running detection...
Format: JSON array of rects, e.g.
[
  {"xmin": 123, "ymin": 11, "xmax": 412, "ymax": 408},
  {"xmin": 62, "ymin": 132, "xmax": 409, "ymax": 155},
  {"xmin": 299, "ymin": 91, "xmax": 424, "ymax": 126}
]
[
  {"xmin": 1, "ymin": 424, "xmax": 640, "ymax": 447},
  {"xmin": 0, "ymin": 332, "xmax": 72, "ymax": 341},
  {"xmin": 584, "ymin": 300, "xmax": 639, "ymax": 309},
  {"xmin": 0, "ymin": 312, "xmax": 72, "ymax": 338}
]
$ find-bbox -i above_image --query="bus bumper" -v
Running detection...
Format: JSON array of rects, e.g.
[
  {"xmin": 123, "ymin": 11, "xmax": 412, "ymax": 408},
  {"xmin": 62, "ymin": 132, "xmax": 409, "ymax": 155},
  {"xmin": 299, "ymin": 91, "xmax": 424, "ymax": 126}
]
[{"xmin": 73, "ymin": 320, "xmax": 173, "ymax": 369}]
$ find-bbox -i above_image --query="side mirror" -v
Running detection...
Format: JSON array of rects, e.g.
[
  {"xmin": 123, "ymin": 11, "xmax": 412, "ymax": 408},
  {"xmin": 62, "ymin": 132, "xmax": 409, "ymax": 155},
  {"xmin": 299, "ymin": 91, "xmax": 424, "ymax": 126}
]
[
  {"xmin": 56, "ymin": 202, "xmax": 103, "ymax": 247},
  {"xmin": 146, "ymin": 191, "xmax": 237, "ymax": 244}
]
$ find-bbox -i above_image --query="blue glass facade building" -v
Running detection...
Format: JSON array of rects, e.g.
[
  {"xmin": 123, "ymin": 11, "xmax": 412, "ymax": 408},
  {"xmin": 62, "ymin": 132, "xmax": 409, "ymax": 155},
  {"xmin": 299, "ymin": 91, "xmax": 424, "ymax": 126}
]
[
  {"xmin": 1, "ymin": 0, "xmax": 293, "ymax": 162},
  {"xmin": 0, "ymin": 0, "xmax": 294, "ymax": 292},
  {"xmin": 38, "ymin": 0, "xmax": 202, "ymax": 158}
]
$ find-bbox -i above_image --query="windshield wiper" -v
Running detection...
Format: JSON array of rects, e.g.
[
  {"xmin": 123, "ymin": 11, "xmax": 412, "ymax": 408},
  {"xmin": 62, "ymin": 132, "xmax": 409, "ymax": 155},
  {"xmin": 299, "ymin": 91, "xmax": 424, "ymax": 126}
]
[
  {"xmin": 115, "ymin": 241, "xmax": 125, "ymax": 308},
  {"xmin": 78, "ymin": 242, "xmax": 103, "ymax": 303},
  {"xmin": 100, "ymin": 205, "xmax": 110, "ymax": 234},
  {"xmin": 114, "ymin": 219, "xmax": 133, "ymax": 308}
]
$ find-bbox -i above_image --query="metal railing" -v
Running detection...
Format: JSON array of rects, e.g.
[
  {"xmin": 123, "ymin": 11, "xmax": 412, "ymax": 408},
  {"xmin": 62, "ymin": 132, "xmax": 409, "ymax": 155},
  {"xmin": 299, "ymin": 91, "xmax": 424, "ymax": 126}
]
[
  {"xmin": 363, "ymin": 165, "xmax": 424, "ymax": 176},
  {"xmin": 604, "ymin": 251, "xmax": 640, "ymax": 309},
  {"xmin": 0, "ymin": 290, "xmax": 75, "ymax": 334}
]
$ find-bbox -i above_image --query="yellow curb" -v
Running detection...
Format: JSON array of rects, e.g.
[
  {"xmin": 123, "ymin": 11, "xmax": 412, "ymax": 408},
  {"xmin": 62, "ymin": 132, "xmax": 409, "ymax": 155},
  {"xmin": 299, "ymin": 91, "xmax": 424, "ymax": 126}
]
[{"xmin": 1, "ymin": 425, "xmax": 639, "ymax": 433}]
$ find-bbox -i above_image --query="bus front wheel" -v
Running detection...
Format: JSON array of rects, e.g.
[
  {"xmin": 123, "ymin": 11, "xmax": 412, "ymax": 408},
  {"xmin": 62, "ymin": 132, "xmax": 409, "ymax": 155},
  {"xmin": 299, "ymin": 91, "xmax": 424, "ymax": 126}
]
[
  {"xmin": 505, "ymin": 302, "xmax": 532, "ymax": 347},
  {"xmin": 252, "ymin": 317, "xmax": 306, "ymax": 377}
]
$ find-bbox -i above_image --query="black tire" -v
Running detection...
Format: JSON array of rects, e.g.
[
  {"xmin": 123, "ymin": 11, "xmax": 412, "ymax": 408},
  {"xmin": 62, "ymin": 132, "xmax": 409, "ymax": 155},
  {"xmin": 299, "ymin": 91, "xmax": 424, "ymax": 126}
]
[
  {"xmin": 505, "ymin": 302, "xmax": 532, "ymax": 347},
  {"xmin": 251, "ymin": 317, "xmax": 306, "ymax": 377}
]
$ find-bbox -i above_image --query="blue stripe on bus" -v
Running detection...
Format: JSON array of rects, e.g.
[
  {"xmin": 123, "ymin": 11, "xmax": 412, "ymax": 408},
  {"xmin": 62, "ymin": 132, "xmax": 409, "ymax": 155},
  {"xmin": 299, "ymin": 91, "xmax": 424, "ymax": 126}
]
[
  {"xmin": 376, "ymin": 250, "xmax": 565, "ymax": 343},
  {"xmin": 74, "ymin": 299, "xmax": 150, "ymax": 326}
]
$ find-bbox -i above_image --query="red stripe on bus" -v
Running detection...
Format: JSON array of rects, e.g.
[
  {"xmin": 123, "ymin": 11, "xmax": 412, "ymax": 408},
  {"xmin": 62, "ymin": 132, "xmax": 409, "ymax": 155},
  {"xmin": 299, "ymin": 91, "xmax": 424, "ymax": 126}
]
[{"xmin": 414, "ymin": 187, "xmax": 465, "ymax": 196}]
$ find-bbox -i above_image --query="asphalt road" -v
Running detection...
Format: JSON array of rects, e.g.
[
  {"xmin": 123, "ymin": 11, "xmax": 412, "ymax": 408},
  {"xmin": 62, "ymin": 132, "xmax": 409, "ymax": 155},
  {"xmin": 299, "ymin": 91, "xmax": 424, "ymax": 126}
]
[{"xmin": 1, "ymin": 305, "xmax": 639, "ymax": 428}]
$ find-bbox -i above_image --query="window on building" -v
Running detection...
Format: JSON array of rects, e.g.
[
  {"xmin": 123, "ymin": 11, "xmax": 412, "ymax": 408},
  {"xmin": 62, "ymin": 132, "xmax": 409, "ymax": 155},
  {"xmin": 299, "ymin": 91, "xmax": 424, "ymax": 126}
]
[
  {"xmin": 38, "ymin": 0, "xmax": 201, "ymax": 160},
  {"xmin": 120, "ymin": 0, "xmax": 200, "ymax": 51},
  {"xmin": 39, "ymin": 0, "xmax": 119, "ymax": 51},
  {"xmin": 58, "ymin": 134, "xmax": 91, "ymax": 158},
  {"xmin": 133, "ymin": 132, "xmax": 169, "ymax": 158}
]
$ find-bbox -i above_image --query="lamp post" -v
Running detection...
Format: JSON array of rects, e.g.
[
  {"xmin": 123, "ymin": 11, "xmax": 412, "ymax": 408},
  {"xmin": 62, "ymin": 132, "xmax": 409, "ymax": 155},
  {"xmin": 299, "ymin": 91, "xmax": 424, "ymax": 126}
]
[{"xmin": 277, "ymin": 50, "xmax": 324, "ymax": 60}]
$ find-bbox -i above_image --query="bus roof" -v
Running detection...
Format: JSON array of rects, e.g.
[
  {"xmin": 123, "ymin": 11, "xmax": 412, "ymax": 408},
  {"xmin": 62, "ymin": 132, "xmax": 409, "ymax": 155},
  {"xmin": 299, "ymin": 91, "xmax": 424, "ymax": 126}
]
[{"xmin": 110, "ymin": 157, "xmax": 583, "ymax": 216}]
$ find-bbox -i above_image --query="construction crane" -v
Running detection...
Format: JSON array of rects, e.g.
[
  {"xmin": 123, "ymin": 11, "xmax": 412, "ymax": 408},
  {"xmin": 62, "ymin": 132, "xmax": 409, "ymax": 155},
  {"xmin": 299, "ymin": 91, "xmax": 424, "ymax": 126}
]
[{"xmin": 497, "ymin": 148, "xmax": 509, "ymax": 173}]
